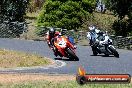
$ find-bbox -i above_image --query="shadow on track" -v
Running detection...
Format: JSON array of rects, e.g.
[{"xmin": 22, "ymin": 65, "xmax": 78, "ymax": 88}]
[
  {"xmin": 90, "ymin": 54, "xmax": 115, "ymax": 57},
  {"xmin": 54, "ymin": 57, "xmax": 78, "ymax": 61}
]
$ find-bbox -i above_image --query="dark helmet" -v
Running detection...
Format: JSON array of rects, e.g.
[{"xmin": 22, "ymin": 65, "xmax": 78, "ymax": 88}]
[
  {"xmin": 49, "ymin": 27, "xmax": 55, "ymax": 37},
  {"xmin": 61, "ymin": 26, "xmax": 64, "ymax": 29}
]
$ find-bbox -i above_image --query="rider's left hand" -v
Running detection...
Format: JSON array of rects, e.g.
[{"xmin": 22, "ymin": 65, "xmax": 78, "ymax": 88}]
[
  {"xmin": 74, "ymin": 45, "xmax": 77, "ymax": 49},
  {"xmin": 99, "ymin": 41, "xmax": 105, "ymax": 45}
]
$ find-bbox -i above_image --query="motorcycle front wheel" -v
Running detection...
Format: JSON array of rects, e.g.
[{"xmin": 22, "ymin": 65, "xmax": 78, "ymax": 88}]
[
  {"xmin": 92, "ymin": 46, "xmax": 98, "ymax": 56},
  {"xmin": 108, "ymin": 46, "xmax": 119, "ymax": 58},
  {"xmin": 66, "ymin": 48, "xmax": 79, "ymax": 61}
]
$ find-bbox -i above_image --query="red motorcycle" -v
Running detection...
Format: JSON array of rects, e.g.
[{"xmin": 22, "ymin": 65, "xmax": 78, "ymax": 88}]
[{"xmin": 54, "ymin": 34, "xmax": 79, "ymax": 61}]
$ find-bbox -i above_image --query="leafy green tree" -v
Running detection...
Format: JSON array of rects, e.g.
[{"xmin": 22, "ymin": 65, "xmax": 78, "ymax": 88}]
[
  {"xmin": 0, "ymin": 0, "xmax": 29, "ymax": 37},
  {"xmin": 1, "ymin": 0, "xmax": 29, "ymax": 22},
  {"xmin": 105, "ymin": 0, "xmax": 132, "ymax": 19},
  {"xmin": 104, "ymin": 0, "xmax": 132, "ymax": 36},
  {"xmin": 37, "ymin": 0, "xmax": 95, "ymax": 31}
]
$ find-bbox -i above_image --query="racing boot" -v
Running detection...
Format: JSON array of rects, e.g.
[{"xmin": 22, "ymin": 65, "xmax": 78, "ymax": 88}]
[
  {"xmin": 54, "ymin": 51, "xmax": 58, "ymax": 57},
  {"xmin": 53, "ymin": 47, "xmax": 58, "ymax": 57}
]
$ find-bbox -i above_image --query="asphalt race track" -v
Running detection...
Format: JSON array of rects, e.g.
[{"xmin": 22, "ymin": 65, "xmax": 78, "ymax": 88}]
[{"xmin": 0, "ymin": 38, "xmax": 132, "ymax": 75}]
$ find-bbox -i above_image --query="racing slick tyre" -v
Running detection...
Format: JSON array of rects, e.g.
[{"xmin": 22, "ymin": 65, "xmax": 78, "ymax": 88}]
[
  {"xmin": 66, "ymin": 48, "xmax": 79, "ymax": 61},
  {"xmin": 104, "ymin": 54, "xmax": 109, "ymax": 57},
  {"xmin": 108, "ymin": 46, "xmax": 119, "ymax": 58},
  {"xmin": 92, "ymin": 46, "xmax": 98, "ymax": 56}
]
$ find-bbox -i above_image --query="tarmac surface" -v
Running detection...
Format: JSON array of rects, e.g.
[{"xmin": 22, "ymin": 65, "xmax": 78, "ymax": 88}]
[{"xmin": 0, "ymin": 38, "xmax": 132, "ymax": 75}]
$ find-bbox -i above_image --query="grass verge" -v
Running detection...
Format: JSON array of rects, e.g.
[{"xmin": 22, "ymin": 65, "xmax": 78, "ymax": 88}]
[
  {"xmin": 0, "ymin": 80, "xmax": 131, "ymax": 88},
  {"xmin": 0, "ymin": 73, "xmax": 131, "ymax": 88},
  {"xmin": 0, "ymin": 49, "xmax": 51, "ymax": 68}
]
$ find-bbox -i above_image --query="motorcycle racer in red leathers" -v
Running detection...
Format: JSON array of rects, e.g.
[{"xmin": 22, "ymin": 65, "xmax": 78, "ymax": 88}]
[{"xmin": 46, "ymin": 27, "xmax": 61, "ymax": 56}]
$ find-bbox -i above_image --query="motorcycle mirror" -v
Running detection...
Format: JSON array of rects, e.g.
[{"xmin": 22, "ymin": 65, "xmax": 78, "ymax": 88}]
[
  {"xmin": 61, "ymin": 29, "xmax": 67, "ymax": 35},
  {"xmin": 61, "ymin": 29, "xmax": 67, "ymax": 31},
  {"xmin": 46, "ymin": 27, "xmax": 52, "ymax": 29}
]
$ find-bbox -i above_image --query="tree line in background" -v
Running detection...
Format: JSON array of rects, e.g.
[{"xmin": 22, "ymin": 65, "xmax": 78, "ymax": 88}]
[
  {"xmin": 0, "ymin": 0, "xmax": 29, "ymax": 22},
  {"xmin": 0, "ymin": 0, "xmax": 29, "ymax": 37},
  {"xmin": 0, "ymin": 0, "xmax": 132, "ymax": 38},
  {"xmin": 103, "ymin": 0, "xmax": 132, "ymax": 36},
  {"xmin": 37, "ymin": 0, "xmax": 96, "ymax": 31},
  {"xmin": 37, "ymin": 0, "xmax": 132, "ymax": 37}
]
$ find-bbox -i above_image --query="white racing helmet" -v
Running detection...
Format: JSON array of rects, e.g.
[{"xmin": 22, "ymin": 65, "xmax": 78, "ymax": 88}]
[
  {"xmin": 89, "ymin": 25, "xmax": 100, "ymax": 33},
  {"xmin": 88, "ymin": 25, "xmax": 96, "ymax": 31}
]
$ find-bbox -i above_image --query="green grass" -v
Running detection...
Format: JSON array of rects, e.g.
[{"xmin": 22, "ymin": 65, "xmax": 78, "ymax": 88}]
[
  {"xmin": 0, "ymin": 49, "xmax": 51, "ymax": 68},
  {"xmin": 0, "ymin": 80, "xmax": 131, "ymax": 88}
]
